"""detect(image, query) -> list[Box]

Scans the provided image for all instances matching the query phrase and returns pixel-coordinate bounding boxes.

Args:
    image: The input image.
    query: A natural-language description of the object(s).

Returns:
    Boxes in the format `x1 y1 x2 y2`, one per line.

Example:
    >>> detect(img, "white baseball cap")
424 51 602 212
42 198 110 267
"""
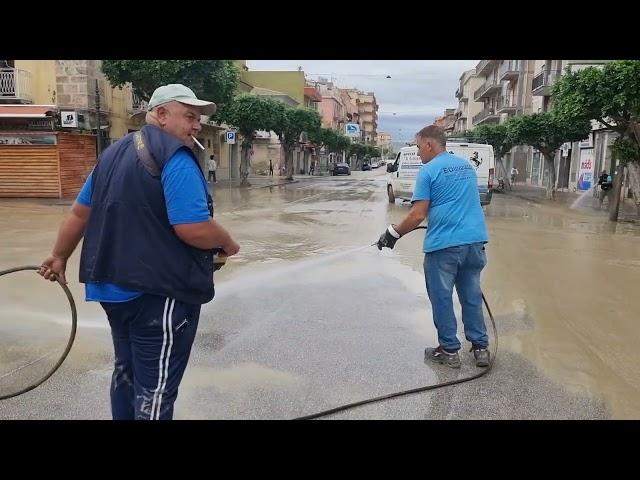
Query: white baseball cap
147 84 217 115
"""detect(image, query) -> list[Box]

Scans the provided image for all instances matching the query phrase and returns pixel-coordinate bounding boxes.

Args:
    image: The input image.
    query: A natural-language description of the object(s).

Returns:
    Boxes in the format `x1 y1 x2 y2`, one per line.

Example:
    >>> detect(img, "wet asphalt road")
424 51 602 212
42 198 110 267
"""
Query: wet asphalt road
2 168 637 419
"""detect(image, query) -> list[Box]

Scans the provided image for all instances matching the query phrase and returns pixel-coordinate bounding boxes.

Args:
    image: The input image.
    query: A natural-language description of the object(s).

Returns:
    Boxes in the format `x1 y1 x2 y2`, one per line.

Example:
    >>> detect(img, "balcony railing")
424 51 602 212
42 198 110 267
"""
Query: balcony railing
496 95 517 113
472 107 500 125
456 86 468 101
498 60 521 81
476 60 498 76
473 79 501 101
532 69 561 96
0 68 33 103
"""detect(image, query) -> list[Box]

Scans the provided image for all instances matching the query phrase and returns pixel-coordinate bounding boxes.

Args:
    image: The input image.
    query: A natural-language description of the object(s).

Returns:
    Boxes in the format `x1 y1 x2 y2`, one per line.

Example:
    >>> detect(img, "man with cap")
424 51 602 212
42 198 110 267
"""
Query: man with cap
39 84 240 420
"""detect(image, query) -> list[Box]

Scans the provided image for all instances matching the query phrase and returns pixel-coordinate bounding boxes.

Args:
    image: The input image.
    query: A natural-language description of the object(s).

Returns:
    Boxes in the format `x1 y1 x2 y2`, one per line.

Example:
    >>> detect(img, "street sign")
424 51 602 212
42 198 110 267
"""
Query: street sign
60 111 78 128
345 123 360 137
225 131 236 144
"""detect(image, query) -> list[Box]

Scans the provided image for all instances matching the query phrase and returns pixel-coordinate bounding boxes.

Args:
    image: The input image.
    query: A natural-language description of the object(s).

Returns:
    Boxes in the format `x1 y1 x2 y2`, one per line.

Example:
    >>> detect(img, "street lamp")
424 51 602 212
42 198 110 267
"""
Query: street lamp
95 79 102 156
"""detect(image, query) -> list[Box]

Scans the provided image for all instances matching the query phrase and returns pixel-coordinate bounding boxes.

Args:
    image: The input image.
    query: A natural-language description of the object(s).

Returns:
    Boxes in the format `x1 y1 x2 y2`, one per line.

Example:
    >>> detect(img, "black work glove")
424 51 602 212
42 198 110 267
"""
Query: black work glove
377 225 401 250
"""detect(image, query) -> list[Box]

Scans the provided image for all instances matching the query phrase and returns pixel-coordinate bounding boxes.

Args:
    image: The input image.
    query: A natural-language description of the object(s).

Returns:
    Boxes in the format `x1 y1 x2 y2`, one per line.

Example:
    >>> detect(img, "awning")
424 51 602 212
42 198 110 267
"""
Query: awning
0 105 57 118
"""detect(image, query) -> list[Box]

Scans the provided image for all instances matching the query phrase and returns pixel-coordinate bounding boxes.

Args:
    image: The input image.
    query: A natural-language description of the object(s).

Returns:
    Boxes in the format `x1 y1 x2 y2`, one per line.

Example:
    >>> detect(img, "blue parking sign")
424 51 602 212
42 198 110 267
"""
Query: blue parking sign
226 131 236 144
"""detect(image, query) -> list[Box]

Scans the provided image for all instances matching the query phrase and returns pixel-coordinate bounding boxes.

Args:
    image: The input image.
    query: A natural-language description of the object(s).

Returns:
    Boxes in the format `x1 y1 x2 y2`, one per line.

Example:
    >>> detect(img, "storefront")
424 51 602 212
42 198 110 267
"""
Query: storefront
0 105 95 198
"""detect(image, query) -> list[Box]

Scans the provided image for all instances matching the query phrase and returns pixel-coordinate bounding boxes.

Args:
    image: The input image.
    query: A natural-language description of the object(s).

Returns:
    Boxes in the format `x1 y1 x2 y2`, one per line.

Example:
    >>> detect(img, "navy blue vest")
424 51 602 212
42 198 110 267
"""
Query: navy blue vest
79 124 215 305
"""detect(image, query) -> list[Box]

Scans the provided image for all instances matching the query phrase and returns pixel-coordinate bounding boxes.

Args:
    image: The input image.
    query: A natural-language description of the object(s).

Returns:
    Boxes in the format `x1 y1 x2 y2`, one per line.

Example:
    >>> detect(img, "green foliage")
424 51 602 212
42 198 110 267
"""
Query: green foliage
101 60 239 107
553 60 640 132
214 94 279 143
507 112 591 158
467 123 514 159
281 108 322 149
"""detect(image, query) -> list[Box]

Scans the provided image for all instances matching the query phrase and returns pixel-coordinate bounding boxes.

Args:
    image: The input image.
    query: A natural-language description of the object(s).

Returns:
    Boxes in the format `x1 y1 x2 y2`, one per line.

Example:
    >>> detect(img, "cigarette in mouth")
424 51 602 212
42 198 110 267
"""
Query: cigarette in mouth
191 135 205 150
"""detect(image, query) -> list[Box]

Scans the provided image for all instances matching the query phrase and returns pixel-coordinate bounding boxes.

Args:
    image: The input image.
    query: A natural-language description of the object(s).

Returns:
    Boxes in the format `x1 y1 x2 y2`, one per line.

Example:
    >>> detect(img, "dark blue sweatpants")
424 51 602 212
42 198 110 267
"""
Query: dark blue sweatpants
101 294 201 420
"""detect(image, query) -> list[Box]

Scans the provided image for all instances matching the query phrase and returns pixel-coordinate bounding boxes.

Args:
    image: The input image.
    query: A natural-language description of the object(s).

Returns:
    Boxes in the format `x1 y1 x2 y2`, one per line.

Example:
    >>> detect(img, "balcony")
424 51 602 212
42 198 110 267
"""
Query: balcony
475 60 498 76
472 107 500 125
473 79 501 101
499 60 521 81
0 68 33 104
532 69 561 96
128 90 148 115
455 110 467 120
496 95 517 114
456 86 468 101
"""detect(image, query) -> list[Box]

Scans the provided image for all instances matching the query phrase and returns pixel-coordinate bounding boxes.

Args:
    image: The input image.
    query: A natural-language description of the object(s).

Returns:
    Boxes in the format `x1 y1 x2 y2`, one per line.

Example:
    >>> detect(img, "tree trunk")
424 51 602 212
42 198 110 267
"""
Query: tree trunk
543 153 556 200
285 147 294 181
609 163 626 221
495 156 511 190
239 142 251 187
627 160 640 213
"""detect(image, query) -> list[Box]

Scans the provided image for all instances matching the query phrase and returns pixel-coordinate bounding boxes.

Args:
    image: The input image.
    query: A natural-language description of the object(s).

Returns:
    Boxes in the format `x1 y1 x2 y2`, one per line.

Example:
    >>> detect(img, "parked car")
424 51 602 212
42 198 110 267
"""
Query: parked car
362 161 371 171
331 162 351 176
370 160 379 169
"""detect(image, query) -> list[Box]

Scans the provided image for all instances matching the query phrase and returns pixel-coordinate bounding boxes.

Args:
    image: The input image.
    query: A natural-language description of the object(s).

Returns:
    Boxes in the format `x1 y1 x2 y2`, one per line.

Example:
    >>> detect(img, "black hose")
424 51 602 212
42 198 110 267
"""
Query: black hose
0 266 77 401
293 226 497 420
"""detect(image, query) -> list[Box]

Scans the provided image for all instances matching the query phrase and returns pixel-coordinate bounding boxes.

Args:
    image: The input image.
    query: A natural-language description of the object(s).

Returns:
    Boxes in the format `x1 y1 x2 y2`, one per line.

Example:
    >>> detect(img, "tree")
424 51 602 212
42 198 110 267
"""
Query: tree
468 124 514 161
347 143 367 169
366 145 381 158
553 60 640 218
508 113 592 199
214 94 282 186
308 127 338 171
334 134 351 160
280 108 322 180
468 123 515 186
313 129 351 163
101 60 240 108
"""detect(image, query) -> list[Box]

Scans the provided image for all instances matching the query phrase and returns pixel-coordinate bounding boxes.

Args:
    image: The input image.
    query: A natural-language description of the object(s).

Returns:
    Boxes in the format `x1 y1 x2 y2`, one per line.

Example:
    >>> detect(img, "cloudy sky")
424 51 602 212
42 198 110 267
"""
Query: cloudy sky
247 60 478 144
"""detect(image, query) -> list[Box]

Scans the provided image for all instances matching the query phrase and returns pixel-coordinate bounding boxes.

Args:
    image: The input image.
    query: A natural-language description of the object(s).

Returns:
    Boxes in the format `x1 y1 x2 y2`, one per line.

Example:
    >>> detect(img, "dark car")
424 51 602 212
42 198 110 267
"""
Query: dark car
331 162 351 176
362 162 371 171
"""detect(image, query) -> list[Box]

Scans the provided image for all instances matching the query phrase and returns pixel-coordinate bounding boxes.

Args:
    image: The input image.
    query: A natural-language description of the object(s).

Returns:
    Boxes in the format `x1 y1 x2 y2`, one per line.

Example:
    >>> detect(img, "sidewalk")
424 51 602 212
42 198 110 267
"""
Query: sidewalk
501 183 639 219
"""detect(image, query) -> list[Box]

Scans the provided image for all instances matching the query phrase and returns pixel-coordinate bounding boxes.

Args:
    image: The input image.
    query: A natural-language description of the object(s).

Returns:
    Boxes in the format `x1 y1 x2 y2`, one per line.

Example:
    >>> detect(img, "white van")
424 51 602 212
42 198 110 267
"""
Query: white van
386 142 495 206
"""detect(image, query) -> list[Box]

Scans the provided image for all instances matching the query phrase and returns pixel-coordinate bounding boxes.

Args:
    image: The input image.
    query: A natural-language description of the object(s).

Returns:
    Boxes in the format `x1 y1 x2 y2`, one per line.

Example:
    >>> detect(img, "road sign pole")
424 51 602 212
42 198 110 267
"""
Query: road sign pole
225 131 236 182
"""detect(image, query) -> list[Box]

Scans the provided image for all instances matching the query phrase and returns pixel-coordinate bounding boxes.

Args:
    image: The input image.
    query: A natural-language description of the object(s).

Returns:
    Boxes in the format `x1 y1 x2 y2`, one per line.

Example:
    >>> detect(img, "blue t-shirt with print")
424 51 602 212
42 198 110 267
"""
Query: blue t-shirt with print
411 151 489 253
76 149 210 302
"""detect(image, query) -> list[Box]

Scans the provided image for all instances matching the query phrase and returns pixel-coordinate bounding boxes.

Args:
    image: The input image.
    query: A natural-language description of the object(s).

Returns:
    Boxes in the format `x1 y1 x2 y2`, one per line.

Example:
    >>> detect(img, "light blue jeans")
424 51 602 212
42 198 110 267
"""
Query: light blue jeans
423 243 488 352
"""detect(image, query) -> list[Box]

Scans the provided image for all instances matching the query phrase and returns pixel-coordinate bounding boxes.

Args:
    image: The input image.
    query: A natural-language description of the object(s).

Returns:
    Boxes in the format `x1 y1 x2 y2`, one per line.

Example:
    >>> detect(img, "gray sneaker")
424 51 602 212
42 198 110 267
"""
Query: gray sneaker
471 346 490 367
424 346 461 369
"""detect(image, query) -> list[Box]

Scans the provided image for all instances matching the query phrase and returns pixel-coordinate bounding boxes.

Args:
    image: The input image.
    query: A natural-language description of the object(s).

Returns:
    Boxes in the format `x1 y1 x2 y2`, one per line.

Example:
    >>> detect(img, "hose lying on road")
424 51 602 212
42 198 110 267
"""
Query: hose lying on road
293 226 498 420
0 266 77 401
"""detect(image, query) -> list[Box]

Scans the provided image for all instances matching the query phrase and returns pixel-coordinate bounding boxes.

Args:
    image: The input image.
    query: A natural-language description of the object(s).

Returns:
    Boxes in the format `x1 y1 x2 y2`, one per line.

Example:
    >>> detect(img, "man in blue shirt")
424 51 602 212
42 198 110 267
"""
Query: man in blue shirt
39 84 240 419
377 125 490 368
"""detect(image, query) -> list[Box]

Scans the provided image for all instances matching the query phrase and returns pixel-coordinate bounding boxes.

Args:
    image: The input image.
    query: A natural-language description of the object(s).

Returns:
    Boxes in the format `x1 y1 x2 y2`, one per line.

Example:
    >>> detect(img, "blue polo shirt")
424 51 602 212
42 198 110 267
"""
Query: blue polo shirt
411 151 489 253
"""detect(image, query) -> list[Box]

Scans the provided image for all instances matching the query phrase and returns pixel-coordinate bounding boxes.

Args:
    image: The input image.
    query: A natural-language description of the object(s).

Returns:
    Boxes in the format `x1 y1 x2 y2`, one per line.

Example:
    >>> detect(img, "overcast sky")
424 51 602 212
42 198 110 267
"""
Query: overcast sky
247 60 478 144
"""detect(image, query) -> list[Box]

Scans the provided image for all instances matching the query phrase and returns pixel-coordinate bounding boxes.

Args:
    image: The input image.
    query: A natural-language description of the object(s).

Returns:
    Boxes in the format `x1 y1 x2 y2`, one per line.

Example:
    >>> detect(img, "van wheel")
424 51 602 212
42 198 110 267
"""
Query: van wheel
387 185 395 203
